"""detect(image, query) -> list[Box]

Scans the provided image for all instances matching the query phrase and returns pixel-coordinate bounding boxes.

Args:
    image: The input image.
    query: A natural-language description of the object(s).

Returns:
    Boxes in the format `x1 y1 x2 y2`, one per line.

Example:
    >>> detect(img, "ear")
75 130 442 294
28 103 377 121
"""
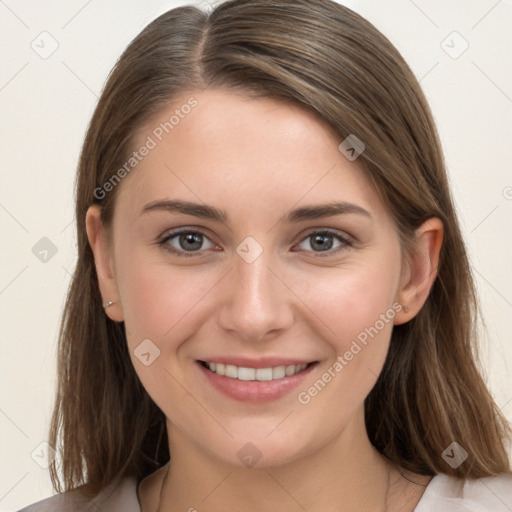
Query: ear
394 217 444 325
85 205 124 322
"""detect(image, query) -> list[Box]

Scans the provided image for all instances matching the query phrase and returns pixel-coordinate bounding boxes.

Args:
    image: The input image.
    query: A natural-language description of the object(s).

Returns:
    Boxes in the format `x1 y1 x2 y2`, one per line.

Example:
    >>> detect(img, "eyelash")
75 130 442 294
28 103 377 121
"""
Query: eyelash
157 228 354 258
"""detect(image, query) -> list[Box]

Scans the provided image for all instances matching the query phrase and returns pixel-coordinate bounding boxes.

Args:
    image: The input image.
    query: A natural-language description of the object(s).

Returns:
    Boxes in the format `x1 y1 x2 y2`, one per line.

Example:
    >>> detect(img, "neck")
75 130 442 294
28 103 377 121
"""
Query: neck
155 409 398 512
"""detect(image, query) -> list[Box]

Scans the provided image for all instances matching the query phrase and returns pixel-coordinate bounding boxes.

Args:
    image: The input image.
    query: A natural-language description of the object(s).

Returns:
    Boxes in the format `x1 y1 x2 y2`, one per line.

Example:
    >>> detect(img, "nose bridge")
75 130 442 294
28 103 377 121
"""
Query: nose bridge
217 237 292 341
236 250 274 308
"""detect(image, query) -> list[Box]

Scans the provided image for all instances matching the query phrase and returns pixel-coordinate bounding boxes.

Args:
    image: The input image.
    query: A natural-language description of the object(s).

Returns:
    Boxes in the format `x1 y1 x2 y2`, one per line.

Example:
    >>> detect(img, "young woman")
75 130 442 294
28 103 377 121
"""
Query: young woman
19 0 512 511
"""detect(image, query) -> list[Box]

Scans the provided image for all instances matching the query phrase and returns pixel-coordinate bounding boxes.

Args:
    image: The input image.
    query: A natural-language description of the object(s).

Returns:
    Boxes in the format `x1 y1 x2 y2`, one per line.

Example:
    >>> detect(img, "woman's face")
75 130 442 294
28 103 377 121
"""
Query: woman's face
100 88 409 467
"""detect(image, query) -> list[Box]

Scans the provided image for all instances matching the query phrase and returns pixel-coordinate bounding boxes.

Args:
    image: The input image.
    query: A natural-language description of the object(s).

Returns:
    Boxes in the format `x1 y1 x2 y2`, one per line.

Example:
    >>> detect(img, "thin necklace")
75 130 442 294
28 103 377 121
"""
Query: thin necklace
397 467 431 486
384 463 392 512
156 463 170 512
155 462 396 512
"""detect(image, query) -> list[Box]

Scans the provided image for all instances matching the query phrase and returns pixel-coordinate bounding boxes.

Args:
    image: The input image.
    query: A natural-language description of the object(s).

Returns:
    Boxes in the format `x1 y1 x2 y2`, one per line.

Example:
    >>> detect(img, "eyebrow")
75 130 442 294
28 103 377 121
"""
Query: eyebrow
141 199 372 223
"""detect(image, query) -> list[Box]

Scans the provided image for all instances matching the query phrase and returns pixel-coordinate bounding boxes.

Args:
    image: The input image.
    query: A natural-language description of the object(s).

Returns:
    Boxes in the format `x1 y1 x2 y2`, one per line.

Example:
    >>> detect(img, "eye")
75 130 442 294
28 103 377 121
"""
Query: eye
158 228 353 258
296 230 353 256
159 229 216 257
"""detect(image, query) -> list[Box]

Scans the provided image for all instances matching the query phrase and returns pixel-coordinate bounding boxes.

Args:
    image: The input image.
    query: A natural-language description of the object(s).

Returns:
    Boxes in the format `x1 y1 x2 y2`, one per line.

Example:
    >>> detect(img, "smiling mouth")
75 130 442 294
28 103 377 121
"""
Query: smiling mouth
199 360 317 381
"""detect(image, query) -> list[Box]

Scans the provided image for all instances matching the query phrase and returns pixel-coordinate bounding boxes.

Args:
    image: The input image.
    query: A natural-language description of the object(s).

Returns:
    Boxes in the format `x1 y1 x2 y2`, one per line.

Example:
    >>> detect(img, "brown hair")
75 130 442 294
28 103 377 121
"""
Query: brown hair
49 0 511 496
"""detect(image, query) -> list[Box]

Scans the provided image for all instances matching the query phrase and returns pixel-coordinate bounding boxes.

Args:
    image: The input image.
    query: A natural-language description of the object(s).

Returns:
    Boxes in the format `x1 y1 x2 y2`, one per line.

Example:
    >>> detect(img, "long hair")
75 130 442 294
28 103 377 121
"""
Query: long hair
49 0 511 496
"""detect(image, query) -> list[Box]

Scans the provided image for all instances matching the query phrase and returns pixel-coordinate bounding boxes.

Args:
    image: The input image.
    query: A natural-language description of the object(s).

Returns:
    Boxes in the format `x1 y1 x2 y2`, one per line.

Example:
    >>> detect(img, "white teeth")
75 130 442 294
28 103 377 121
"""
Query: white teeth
272 365 286 379
225 365 238 378
256 368 273 381
238 367 256 381
285 365 295 376
205 362 309 381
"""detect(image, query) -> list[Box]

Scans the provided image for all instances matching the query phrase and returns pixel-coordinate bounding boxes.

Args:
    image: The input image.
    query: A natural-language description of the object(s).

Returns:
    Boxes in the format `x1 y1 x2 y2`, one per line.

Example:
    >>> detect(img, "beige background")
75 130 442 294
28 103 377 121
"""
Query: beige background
1 0 511 510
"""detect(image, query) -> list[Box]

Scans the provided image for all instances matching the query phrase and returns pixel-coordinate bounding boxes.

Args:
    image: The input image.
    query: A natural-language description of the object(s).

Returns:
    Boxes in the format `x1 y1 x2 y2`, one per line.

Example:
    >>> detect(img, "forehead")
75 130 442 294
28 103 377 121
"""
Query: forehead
114 88 387 224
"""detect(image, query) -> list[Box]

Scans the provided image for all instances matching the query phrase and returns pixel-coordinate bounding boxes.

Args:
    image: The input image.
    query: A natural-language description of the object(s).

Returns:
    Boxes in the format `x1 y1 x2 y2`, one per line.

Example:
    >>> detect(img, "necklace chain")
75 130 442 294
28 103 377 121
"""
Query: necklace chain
156 463 170 512
397 468 430 486
384 463 391 512
154 461 430 512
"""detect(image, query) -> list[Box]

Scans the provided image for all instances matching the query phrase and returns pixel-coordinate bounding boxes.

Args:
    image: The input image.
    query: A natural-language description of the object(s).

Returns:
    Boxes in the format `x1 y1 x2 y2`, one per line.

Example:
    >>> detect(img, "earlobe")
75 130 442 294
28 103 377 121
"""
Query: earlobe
85 205 124 322
394 217 444 325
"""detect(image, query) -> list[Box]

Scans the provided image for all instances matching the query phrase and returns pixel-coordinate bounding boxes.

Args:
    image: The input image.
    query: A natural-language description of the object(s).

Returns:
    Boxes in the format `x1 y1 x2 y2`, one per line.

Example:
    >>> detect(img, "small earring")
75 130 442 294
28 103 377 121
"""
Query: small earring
403 305 409 313
103 301 116 308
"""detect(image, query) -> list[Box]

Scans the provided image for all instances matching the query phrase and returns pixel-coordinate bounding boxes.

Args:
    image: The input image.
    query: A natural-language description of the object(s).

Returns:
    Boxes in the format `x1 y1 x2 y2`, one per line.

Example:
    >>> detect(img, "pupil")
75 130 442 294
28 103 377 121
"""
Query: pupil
312 234 332 251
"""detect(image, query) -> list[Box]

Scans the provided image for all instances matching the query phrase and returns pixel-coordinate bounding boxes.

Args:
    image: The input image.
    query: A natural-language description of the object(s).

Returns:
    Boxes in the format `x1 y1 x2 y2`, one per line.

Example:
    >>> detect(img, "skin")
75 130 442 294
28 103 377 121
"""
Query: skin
86 88 443 511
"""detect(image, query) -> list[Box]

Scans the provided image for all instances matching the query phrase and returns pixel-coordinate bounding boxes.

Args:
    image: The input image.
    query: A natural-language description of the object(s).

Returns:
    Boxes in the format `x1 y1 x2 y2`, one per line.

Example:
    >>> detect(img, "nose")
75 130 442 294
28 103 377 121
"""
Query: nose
216 246 294 343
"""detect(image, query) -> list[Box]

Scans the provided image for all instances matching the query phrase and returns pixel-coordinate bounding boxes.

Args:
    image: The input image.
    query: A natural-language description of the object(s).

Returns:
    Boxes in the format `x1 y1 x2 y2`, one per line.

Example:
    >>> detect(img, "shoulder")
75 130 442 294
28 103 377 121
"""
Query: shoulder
16 476 140 512
415 472 512 511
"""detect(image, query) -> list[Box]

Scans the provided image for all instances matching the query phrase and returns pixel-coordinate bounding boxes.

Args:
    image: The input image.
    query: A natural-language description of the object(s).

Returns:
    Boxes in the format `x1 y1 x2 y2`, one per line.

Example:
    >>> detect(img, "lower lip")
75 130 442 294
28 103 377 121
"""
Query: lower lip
197 361 318 403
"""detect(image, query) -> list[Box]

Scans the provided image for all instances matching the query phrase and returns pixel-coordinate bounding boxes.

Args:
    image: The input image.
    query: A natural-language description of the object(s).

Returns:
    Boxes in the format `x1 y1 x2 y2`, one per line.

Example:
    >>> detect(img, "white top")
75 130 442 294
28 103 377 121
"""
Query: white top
17 472 512 511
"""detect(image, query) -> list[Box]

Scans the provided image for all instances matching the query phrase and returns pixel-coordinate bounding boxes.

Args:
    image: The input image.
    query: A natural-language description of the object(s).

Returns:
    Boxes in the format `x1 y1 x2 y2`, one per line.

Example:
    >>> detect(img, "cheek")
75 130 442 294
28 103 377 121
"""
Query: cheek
115 249 219 415
114 244 230 409
118 255 219 347
297 260 400 346
291 255 401 414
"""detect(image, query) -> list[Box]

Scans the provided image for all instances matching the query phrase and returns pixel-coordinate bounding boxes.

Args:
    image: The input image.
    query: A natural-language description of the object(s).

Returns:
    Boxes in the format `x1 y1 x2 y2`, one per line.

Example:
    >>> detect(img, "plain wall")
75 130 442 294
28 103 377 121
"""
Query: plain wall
1 0 511 510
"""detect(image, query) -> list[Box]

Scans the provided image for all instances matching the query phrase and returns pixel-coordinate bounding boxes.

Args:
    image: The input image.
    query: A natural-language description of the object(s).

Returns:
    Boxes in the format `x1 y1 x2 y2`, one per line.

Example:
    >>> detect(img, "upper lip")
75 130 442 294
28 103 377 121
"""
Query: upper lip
198 357 317 369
